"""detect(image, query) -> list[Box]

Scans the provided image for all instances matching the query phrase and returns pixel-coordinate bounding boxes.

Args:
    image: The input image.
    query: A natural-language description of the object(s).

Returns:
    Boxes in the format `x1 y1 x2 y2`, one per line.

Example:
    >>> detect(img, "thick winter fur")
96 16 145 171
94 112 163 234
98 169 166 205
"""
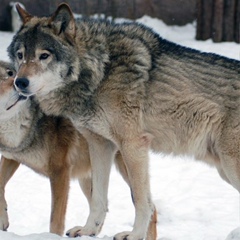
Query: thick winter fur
0 60 92 235
8 3 240 240
0 61 157 238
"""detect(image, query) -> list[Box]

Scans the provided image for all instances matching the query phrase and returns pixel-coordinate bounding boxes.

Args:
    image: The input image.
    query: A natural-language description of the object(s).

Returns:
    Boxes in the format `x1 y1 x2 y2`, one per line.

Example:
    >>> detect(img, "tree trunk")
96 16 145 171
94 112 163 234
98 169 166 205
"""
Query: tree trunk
235 0 240 42
212 0 224 42
222 0 236 41
196 0 240 43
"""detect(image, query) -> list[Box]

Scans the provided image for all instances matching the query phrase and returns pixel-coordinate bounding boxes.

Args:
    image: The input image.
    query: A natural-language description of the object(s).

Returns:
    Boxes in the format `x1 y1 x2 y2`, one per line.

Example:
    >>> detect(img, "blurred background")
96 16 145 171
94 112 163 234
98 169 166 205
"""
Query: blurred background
0 0 239 43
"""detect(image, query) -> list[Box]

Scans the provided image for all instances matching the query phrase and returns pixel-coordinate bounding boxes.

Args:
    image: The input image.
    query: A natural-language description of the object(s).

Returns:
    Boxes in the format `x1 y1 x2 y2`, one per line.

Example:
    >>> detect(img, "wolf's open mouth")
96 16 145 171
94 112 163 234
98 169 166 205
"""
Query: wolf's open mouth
6 95 28 111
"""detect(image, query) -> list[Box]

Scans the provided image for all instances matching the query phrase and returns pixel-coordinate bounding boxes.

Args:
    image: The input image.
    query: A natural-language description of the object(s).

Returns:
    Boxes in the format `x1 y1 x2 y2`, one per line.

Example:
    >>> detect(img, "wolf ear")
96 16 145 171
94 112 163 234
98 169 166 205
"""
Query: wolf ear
49 3 76 38
16 3 33 24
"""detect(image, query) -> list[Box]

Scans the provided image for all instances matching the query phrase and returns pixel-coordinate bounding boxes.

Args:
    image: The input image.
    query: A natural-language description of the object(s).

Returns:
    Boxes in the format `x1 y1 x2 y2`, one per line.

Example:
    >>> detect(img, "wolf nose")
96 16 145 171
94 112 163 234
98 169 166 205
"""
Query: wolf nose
15 78 29 90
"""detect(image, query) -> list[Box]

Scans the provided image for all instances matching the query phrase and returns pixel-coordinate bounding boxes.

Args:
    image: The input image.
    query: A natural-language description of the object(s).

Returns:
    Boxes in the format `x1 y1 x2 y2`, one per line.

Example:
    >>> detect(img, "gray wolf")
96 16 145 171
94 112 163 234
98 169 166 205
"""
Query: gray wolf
0 61 157 238
0 60 91 235
9 3 240 239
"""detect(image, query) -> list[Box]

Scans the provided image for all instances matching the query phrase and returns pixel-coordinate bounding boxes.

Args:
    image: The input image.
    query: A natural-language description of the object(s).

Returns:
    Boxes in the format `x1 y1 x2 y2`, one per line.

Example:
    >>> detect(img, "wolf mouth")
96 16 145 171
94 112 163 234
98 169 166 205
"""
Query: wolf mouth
6 94 27 111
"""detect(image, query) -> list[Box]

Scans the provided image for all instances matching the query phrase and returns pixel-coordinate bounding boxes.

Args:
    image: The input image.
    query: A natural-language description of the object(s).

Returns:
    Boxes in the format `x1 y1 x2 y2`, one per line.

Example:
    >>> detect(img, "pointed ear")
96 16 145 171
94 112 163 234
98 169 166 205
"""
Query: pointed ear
16 3 33 24
49 3 76 38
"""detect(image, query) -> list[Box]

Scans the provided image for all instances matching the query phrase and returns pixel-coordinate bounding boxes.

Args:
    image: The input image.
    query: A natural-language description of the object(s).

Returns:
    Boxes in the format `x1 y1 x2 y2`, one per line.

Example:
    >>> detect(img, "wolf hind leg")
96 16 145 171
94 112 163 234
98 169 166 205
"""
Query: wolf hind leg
114 151 157 240
217 128 240 192
216 165 231 185
114 134 154 240
218 153 240 192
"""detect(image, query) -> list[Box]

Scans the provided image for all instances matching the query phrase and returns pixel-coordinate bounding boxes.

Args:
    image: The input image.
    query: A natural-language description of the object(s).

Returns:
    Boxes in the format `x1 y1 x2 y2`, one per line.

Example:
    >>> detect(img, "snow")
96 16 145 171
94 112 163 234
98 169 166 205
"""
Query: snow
0 15 240 240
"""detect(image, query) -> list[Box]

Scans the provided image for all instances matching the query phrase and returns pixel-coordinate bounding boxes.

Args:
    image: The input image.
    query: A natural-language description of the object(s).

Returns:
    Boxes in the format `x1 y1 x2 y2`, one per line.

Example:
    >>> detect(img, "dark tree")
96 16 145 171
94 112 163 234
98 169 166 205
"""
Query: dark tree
196 0 240 43
1 0 196 31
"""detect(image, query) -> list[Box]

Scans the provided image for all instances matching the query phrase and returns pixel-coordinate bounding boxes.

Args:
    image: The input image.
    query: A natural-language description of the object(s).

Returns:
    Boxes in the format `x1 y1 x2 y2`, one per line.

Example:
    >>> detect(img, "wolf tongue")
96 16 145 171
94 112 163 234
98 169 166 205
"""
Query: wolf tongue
6 95 27 111
19 95 27 101
6 98 19 110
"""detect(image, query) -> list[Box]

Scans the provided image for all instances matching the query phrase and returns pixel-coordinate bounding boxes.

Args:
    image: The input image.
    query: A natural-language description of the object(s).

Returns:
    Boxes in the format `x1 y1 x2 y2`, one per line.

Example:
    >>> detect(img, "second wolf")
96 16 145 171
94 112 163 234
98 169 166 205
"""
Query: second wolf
10 3 240 240
0 61 156 238
0 60 93 235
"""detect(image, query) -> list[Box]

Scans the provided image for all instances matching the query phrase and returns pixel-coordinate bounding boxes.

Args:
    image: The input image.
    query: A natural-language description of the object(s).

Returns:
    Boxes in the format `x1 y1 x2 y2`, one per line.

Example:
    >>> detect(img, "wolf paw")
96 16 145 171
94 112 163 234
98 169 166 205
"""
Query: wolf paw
114 231 145 240
66 226 98 237
0 206 9 231
0 210 9 231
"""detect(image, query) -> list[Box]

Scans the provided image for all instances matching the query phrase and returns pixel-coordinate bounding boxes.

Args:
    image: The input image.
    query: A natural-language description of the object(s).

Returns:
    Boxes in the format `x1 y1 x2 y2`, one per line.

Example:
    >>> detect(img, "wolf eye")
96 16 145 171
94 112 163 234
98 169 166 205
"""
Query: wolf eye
39 53 49 60
7 70 14 77
17 52 23 60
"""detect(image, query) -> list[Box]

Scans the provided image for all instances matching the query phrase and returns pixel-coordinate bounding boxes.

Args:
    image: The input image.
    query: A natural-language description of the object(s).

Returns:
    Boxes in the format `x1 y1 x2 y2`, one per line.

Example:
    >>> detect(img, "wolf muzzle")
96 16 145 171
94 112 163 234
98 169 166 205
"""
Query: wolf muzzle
15 77 29 91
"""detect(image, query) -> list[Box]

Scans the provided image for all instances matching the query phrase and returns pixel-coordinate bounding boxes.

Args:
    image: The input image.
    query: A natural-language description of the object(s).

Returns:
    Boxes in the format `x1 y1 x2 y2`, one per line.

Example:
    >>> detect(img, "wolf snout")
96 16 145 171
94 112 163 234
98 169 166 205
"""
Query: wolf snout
15 77 29 90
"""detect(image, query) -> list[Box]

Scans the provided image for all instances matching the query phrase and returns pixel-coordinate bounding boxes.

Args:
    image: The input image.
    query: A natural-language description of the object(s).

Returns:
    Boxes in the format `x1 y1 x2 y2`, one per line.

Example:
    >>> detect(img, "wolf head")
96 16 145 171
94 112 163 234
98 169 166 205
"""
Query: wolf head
8 3 81 98
0 61 27 119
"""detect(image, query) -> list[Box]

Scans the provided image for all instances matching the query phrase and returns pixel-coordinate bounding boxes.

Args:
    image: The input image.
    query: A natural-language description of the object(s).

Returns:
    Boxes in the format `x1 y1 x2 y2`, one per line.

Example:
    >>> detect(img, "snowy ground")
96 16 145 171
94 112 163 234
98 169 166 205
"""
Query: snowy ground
0 15 240 240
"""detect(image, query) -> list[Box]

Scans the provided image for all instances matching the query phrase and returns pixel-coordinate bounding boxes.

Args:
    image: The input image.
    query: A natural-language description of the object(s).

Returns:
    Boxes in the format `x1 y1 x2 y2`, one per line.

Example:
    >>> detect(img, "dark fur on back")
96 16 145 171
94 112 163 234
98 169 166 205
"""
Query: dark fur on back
9 18 240 118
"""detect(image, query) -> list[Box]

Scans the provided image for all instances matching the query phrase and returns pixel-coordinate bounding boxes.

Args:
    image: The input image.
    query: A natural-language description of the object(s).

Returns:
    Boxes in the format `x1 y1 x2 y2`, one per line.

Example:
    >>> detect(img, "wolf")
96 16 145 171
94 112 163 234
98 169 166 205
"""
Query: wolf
0 60 92 235
0 60 157 238
9 3 240 240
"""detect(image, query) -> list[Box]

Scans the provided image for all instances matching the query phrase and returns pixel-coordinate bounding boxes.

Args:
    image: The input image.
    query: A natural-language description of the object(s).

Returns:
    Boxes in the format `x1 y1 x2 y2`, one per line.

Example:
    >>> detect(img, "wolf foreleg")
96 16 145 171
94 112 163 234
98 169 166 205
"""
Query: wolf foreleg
66 131 115 237
0 157 20 231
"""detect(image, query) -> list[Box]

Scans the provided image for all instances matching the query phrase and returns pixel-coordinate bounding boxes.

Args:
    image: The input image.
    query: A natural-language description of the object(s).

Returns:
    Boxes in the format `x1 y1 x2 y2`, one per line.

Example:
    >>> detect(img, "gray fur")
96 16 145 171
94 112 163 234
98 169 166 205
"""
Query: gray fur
0 61 92 235
8 3 240 240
